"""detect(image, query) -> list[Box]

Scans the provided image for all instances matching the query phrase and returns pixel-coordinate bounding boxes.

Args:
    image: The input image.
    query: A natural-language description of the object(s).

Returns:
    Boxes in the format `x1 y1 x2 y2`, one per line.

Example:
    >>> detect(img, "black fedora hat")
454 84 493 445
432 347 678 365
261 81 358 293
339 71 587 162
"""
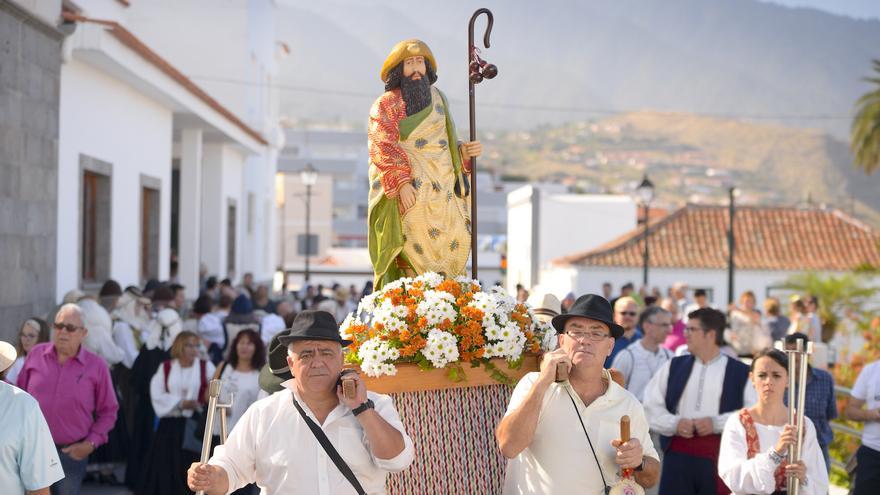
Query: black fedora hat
258 328 295 394
551 294 625 339
277 310 352 347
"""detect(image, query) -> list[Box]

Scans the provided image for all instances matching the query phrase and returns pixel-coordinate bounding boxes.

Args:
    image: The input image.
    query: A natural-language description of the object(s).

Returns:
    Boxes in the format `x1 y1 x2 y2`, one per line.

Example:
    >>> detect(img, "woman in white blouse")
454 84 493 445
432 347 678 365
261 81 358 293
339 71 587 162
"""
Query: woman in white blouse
211 328 265 435
4 318 49 385
139 331 216 494
718 348 828 495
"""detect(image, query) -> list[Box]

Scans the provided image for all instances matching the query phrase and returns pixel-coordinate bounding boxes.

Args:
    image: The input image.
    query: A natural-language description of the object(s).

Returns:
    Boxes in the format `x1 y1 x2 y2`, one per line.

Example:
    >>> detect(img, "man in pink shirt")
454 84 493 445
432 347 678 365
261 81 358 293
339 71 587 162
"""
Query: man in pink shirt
18 303 118 495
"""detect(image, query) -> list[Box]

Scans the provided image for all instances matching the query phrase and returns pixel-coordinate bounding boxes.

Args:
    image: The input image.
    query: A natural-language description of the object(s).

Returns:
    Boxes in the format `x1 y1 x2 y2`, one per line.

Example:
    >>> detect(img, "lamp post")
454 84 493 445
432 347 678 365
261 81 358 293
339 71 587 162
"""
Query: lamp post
727 186 736 307
300 163 318 283
636 174 655 287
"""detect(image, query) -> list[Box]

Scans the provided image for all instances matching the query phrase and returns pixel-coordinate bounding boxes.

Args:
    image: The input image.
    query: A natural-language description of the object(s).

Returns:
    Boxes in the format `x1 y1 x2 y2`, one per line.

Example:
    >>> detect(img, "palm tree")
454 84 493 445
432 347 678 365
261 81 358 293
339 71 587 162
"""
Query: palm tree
851 59 880 175
782 271 878 341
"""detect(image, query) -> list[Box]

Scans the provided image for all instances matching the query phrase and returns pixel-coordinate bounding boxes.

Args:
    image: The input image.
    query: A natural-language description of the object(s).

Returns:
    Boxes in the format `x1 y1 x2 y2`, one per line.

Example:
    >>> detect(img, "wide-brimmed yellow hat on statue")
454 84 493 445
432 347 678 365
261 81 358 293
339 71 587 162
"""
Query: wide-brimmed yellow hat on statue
380 39 437 82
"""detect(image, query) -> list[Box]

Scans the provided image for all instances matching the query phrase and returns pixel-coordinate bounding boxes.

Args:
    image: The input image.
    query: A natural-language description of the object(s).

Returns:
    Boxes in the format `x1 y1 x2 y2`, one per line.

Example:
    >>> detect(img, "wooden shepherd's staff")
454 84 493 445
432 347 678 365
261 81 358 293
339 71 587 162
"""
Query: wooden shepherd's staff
467 8 497 281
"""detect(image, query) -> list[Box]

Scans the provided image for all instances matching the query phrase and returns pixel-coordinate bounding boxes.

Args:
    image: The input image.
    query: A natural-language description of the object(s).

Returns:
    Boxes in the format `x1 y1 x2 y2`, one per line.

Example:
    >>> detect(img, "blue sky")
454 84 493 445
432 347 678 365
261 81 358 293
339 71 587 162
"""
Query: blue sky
766 0 880 19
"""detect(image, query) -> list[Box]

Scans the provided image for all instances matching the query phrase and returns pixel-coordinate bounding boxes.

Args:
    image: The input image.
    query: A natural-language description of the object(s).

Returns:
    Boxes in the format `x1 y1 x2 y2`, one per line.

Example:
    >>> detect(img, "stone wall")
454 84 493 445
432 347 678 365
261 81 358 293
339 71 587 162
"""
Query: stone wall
0 2 62 343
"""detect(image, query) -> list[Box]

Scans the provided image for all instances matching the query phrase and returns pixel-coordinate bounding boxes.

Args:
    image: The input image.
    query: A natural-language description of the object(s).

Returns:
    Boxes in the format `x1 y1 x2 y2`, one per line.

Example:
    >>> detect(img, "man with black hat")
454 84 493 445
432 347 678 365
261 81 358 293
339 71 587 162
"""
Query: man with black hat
187 310 414 494
497 294 660 494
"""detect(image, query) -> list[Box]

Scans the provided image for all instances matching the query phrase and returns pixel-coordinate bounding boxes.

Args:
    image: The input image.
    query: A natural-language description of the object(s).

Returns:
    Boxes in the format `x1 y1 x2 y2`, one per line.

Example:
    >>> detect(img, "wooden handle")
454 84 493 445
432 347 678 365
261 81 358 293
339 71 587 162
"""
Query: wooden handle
555 362 569 382
342 378 357 400
620 415 631 442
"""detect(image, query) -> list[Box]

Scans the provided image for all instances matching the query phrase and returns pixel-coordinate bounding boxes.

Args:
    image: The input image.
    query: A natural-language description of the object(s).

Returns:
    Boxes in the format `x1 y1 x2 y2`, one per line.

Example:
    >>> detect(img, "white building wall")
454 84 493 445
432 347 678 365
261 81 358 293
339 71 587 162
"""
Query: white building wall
57 58 173 299
538 194 636 266
200 143 245 280
507 185 636 294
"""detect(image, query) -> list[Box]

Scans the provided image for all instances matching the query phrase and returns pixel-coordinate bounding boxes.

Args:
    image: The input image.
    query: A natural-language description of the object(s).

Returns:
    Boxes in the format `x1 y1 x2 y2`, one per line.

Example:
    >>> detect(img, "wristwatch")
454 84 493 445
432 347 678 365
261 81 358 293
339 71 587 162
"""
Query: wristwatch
635 457 646 472
352 399 375 416
768 448 784 465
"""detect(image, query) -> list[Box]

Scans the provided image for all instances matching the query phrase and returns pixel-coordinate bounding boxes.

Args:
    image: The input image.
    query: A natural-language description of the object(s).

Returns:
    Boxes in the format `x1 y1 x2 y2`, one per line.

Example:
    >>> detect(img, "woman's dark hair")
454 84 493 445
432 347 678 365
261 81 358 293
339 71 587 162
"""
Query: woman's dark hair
228 329 266 370
750 348 788 372
384 59 438 91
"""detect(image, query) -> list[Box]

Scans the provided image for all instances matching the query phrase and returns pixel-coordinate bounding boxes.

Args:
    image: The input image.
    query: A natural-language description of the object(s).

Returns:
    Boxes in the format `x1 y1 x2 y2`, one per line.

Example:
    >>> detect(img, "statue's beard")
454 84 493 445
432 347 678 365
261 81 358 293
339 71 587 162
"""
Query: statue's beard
400 74 432 116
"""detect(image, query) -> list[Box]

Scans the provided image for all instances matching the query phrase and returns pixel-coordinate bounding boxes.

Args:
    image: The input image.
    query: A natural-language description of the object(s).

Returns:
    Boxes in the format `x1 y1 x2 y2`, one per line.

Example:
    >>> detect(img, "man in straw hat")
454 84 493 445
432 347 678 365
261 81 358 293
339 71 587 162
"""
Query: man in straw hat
368 39 482 289
497 294 660 494
188 310 414 494
0 341 65 493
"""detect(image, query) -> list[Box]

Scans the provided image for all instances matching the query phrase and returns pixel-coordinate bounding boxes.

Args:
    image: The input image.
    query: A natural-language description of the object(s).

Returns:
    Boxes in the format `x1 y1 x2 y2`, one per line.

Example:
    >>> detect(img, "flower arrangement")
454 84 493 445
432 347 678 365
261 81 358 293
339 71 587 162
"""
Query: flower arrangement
340 273 544 384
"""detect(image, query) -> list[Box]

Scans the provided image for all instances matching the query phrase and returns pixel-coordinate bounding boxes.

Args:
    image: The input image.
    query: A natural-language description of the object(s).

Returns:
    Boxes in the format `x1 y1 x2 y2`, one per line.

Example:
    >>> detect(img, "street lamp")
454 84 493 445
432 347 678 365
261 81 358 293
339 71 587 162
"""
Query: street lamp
727 186 737 307
300 163 318 283
636 174 655 287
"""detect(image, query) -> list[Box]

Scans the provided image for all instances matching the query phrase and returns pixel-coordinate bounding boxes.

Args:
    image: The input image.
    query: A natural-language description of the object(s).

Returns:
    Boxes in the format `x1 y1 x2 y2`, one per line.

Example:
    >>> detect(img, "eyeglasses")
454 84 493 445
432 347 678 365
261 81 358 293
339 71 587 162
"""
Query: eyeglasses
646 320 673 328
618 311 638 317
54 322 83 333
566 331 612 342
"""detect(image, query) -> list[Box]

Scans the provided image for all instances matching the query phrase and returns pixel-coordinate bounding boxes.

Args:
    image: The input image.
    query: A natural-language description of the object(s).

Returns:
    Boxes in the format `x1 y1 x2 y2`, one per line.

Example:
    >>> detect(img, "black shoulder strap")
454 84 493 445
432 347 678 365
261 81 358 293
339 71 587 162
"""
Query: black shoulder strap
290 394 366 495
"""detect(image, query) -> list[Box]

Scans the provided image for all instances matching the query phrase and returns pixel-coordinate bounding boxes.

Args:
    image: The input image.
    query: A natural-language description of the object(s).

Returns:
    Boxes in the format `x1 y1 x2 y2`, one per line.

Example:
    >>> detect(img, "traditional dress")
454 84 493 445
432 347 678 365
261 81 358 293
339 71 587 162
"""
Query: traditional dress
207 380 414 494
718 409 827 495
502 370 660 495
644 353 756 495
368 85 471 288
138 358 214 495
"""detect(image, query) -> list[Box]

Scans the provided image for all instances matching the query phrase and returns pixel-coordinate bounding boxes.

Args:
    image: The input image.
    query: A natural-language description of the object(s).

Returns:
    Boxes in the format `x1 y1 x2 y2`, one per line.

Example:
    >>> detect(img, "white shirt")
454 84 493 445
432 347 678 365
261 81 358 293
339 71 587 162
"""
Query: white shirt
718 413 828 495
260 313 286 346
209 381 414 494
611 340 673 401
851 360 880 451
0 382 65 492
3 356 25 385
80 299 126 366
199 312 226 347
212 366 261 436
644 353 757 435
150 358 216 418
112 320 140 369
502 371 660 495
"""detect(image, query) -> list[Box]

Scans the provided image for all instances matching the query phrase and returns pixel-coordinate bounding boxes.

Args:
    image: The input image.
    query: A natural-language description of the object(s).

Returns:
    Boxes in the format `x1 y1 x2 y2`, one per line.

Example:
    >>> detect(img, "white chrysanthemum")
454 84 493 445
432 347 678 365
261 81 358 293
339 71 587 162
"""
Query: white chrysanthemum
357 292 378 314
420 329 459 368
417 272 444 289
339 314 363 340
416 290 456 327
357 338 400 377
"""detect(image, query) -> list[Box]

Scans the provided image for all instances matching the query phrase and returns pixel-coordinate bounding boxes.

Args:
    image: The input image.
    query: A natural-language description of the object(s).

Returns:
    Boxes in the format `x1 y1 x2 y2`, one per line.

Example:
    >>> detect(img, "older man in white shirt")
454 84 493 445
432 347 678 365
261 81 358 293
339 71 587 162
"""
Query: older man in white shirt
188 310 414 495
497 294 660 495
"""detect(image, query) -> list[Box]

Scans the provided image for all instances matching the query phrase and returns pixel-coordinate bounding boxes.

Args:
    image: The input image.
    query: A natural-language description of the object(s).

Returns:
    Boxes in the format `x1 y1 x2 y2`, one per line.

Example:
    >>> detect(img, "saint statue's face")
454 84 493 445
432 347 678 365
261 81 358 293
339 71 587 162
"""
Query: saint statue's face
403 56 427 80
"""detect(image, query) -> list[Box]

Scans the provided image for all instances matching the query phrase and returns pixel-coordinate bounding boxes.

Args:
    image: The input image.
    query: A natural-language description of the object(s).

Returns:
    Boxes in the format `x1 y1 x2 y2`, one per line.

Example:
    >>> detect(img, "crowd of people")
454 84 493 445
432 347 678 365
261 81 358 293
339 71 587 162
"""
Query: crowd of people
0 274 372 494
0 277 878 495
513 282 878 495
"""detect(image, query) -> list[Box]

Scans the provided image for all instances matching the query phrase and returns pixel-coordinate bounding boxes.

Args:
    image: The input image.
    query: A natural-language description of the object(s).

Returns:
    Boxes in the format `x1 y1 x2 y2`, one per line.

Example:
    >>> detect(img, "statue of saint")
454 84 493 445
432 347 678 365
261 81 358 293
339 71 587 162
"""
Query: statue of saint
368 39 482 289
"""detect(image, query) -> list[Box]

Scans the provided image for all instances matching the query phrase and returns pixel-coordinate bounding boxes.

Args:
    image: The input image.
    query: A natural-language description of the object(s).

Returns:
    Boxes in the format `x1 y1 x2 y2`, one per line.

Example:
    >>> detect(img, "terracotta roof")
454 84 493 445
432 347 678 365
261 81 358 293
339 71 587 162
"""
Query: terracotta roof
554 204 880 271
62 12 267 146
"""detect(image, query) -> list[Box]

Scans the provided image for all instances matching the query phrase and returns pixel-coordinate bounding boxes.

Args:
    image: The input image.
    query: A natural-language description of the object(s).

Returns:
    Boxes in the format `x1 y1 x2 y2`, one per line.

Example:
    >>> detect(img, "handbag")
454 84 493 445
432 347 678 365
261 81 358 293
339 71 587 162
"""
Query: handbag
291 394 366 495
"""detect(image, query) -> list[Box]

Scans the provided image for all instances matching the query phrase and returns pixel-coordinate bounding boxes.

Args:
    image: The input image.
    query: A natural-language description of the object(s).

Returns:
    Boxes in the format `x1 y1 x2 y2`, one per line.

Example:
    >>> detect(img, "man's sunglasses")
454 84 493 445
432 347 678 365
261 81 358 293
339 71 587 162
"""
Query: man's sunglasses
54 322 83 333
618 311 638 317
